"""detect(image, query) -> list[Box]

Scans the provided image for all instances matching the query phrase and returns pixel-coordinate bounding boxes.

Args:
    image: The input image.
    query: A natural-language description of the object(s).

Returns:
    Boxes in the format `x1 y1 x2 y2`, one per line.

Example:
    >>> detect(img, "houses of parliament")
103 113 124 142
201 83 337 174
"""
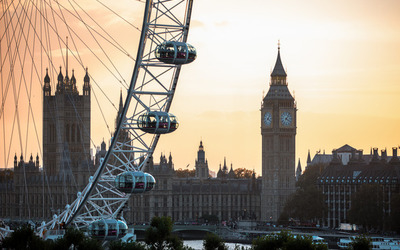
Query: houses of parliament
0 48 297 225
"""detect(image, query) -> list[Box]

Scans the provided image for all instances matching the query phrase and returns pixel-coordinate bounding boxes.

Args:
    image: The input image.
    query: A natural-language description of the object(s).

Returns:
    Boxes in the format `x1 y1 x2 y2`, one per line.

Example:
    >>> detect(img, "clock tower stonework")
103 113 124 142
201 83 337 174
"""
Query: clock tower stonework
261 46 296 222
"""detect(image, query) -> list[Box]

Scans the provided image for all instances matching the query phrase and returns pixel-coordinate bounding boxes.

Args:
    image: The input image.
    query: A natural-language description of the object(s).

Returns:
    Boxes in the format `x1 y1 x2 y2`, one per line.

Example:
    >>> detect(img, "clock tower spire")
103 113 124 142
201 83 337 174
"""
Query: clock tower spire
260 44 296 222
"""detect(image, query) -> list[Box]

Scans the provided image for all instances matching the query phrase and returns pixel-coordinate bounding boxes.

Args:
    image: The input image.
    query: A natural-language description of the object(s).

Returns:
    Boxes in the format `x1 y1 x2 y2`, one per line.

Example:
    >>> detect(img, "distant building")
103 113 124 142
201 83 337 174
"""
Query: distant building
125 141 261 223
1 46 300 225
43 67 91 177
311 146 400 228
0 69 261 224
0 67 95 221
307 144 374 167
260 45 296 222
195 141 209 179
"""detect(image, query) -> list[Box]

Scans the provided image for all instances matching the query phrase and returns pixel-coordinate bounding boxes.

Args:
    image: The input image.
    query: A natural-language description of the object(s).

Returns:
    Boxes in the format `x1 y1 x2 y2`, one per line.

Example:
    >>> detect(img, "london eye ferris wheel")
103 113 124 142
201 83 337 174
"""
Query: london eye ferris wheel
0 0 196 240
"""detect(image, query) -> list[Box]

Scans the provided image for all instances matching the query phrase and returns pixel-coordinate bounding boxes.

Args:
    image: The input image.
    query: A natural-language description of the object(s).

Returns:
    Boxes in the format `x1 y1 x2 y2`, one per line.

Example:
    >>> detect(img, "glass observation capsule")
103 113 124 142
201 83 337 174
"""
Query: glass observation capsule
114 171 156 193
155 41 196 65
137 111 179 134
88 219 128 240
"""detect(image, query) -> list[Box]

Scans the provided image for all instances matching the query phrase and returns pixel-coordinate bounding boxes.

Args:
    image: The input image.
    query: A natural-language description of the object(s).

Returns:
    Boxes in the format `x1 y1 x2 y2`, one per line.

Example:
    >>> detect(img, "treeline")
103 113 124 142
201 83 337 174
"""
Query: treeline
0 216 348 250
279 163 400 233
175 168 255 179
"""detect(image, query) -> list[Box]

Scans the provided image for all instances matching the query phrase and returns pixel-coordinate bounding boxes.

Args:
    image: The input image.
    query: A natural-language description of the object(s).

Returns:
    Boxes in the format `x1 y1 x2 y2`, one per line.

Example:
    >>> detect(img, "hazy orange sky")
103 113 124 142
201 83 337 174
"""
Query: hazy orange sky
2 0 400 177
156 0 400 175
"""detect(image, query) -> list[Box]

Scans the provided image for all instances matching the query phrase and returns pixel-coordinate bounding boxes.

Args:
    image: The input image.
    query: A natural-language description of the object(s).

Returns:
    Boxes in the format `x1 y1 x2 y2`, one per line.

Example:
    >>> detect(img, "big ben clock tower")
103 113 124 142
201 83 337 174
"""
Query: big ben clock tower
261 45 296 222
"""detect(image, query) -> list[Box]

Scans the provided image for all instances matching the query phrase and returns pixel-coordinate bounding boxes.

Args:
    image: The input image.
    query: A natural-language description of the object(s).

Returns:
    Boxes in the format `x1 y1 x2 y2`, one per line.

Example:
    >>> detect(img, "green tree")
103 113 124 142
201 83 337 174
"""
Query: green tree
252 233 283 250
109 240 147 250
0 169 13 181
251 231 328 250
145 216 187 250
279 163 327 224
348 184 384 231
53 227 102 250
200 214 219 224
285 235 314 250
233 168 255 179
175 168 196 178
389 192 400 233
0 225 48 249
349 235 372 250
203 233 227 250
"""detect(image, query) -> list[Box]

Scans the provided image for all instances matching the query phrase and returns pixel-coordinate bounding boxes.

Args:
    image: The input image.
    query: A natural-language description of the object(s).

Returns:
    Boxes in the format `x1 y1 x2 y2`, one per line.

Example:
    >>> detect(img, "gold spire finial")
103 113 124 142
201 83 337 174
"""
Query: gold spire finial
66 36 69 77
278 40 280 50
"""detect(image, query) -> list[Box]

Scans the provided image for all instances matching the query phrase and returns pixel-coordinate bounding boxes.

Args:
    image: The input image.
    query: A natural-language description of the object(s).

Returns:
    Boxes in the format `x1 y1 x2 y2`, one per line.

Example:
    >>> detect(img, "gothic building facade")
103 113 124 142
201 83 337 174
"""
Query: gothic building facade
0 67 95 221
310 145 400 228
260 47 296 221
195 141 209 179
125 142 261 224
1 46 298 225
43 67 91 178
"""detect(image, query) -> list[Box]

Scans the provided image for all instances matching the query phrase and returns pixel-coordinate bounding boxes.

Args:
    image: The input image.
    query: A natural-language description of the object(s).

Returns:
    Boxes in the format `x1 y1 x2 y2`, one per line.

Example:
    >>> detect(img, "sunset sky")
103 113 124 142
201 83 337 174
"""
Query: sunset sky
158 0 400 174
2 0 400 176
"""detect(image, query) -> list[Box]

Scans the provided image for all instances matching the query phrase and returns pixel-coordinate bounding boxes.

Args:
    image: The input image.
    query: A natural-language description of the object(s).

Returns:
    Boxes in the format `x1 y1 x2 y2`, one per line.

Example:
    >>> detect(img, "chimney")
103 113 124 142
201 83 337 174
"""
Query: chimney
381 149 387 163
358 150 364 162
331 149 341 165
351 150 356 159
371 148 380 163
389 147 400 164
349 149 358 165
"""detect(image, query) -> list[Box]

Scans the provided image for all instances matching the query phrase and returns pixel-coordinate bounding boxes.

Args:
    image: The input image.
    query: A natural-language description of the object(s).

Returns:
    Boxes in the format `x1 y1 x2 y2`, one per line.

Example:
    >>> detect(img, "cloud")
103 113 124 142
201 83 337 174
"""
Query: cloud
215 21 229 27
190 20 205 28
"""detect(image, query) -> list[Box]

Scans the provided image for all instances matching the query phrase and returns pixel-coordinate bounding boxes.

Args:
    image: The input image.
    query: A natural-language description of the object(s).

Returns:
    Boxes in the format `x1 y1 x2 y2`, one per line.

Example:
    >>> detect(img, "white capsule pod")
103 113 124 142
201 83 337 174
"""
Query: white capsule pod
137 111 179 134
114 171 156 193
155 41 196 65
88 219 128 241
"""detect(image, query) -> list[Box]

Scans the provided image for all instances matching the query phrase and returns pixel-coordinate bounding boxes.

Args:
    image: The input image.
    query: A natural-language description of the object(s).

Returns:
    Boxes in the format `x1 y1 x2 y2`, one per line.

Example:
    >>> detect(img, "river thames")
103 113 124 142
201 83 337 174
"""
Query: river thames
184 240 251 249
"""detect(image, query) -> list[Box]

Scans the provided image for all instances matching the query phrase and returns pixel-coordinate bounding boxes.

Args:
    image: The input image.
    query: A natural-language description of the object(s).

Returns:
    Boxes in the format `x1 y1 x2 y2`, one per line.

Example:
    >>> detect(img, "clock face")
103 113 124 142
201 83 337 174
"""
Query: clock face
280 112 292 126
263 112 272 126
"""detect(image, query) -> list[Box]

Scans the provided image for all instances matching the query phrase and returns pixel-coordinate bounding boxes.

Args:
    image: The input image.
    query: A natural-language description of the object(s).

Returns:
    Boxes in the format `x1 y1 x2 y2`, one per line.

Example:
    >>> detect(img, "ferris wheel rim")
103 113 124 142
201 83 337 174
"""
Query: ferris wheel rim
37 0 195 233
62 0 154 227
0 0 195 236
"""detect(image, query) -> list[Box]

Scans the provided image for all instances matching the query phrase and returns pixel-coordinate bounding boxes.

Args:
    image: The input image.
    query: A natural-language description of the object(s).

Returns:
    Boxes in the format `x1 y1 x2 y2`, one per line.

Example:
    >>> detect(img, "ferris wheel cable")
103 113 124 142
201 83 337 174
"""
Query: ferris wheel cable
0 1 56 92
5 4 25 160
39 5 95 207
0 0 14 22
141 68 171 93
42 0 57 84
0 0 20 43
45 0 68 75
52 0 137 65
59 0 130 90
1 49 6 169
70 0 138 61
15 0 44 163
64 92 97 175
155 0 184 27
95 0 141 32
17 0 83 205
0 1 25 82
63 0 154 226
6 2 34 218
54 1 86 71
27 1 129 94
92 87 113 137
63 1 129 89
32 0 194 232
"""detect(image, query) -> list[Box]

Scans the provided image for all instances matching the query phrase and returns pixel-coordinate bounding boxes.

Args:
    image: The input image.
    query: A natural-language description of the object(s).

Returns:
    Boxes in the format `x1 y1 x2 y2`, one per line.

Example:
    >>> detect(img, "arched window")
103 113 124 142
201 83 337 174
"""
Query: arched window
71 124 75 142
48 124 52 142
77 125 81 142
66 124 70 142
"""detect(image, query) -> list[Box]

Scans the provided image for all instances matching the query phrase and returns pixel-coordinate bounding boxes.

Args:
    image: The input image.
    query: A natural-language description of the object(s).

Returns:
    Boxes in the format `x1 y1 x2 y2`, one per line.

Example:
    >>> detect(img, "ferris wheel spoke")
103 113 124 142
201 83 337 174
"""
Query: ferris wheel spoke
153 0 185 27
2 0 195 239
